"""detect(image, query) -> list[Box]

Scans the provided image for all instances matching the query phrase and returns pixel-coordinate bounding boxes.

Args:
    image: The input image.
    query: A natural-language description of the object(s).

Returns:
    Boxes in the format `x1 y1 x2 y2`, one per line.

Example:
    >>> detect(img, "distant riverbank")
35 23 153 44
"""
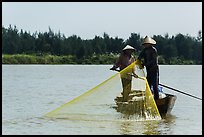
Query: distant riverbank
2 54 199 65
2 54 117 65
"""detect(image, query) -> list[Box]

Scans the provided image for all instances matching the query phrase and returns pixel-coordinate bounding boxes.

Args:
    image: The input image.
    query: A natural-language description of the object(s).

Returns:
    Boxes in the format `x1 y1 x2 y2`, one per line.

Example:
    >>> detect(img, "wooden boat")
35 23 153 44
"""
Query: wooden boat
155 93 177 117
114 90 176 117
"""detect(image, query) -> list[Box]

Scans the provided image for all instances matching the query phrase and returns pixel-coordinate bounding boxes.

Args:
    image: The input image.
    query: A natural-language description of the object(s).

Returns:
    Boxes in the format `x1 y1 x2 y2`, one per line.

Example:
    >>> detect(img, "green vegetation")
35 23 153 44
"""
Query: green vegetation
2 54 197 65
2 53 118 64
2 25 202 64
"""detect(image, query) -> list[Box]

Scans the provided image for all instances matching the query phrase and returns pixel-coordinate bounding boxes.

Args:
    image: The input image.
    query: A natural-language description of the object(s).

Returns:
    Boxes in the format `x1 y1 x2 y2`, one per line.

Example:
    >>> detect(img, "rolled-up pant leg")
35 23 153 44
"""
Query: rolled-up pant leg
121 78 132 102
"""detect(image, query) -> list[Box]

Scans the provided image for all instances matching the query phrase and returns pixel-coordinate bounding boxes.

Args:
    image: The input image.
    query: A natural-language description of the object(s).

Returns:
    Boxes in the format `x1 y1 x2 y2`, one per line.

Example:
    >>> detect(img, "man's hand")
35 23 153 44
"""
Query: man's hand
139 63 144 69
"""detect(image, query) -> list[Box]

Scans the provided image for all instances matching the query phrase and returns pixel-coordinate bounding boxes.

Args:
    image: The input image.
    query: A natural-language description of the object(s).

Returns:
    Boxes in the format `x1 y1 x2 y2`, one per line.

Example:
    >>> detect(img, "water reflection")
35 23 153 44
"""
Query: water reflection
117 119 160 135
160 114 177 134
119 120 133 135
142 120 160 135
117 113 177 135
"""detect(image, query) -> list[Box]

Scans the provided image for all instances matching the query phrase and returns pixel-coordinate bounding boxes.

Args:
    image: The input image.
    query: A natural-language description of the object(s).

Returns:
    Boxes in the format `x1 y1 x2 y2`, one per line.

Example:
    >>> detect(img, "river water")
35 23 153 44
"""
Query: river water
2 65 202 135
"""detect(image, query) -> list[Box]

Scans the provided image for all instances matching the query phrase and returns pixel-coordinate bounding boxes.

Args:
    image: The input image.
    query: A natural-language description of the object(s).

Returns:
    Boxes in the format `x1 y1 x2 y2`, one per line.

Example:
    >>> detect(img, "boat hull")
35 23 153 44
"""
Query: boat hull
155 93 177 116
114 91 176 117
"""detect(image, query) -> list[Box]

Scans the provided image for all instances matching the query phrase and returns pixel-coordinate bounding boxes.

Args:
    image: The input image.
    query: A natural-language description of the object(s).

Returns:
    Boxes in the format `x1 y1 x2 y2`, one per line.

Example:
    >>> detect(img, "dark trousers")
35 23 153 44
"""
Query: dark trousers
121 78 132 102
147 67 159 100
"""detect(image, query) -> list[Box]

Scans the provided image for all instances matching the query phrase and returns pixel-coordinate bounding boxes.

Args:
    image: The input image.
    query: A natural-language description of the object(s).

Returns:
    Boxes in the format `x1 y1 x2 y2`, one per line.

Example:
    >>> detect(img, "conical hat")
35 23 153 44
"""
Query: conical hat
122 45 135 51
142 36 156 45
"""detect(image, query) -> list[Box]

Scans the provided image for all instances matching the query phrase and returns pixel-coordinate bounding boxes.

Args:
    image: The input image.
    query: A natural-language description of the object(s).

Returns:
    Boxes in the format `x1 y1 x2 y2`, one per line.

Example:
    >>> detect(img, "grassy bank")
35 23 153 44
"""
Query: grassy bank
2 54 198 65
2 54 118 64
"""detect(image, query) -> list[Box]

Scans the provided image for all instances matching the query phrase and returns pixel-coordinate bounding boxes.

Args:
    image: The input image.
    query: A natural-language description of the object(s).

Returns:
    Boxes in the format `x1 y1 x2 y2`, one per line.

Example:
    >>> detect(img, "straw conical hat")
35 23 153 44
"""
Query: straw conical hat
142 36 156 45
123 45 136 51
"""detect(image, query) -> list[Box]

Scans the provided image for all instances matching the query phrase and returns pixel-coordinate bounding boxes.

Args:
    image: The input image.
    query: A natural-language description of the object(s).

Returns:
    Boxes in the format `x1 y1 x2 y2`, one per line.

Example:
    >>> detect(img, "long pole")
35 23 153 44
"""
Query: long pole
159 83 202 101
110 69 202 101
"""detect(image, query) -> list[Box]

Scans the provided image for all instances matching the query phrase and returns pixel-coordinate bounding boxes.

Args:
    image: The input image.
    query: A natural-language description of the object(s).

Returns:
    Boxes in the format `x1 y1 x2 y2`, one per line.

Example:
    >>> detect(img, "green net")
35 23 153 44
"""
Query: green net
44 60 161 121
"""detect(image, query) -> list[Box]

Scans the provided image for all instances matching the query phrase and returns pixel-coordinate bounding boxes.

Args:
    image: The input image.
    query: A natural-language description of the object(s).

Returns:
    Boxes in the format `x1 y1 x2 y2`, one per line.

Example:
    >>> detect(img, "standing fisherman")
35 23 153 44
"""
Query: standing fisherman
138 36 159 100
110 45 136 102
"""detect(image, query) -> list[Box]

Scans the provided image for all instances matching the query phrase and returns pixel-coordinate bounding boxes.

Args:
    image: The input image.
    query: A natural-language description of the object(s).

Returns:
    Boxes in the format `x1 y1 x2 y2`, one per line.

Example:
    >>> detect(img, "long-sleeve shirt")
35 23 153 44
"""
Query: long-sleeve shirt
114 52 135 71
138 46 158 71
113 52 135 80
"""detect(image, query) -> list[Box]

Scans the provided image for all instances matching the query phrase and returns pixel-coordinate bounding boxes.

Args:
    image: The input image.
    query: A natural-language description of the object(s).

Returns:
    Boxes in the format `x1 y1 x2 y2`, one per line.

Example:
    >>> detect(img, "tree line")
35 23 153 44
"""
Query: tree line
2 25 202 64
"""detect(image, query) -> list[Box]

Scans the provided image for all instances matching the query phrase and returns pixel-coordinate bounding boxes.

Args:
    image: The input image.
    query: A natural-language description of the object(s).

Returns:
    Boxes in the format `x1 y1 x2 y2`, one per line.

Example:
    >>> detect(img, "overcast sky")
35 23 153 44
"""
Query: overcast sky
2 2 202 40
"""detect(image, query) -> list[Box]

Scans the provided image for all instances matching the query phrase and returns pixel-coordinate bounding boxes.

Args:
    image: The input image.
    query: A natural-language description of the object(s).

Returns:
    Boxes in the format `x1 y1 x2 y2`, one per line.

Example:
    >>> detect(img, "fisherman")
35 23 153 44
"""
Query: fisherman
110 45 137 102
137 36 159 100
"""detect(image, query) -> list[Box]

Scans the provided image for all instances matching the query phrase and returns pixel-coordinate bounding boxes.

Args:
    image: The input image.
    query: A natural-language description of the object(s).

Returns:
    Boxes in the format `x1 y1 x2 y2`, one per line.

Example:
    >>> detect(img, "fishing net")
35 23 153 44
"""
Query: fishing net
44 60 161 121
